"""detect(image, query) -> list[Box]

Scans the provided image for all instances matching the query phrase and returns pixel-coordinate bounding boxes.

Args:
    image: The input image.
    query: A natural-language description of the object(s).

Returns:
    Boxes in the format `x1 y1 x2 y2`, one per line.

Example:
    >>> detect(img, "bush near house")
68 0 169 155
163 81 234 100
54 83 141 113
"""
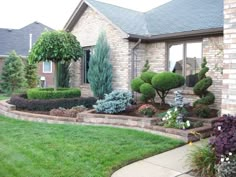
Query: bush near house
193 57 215 118
10 94 96 111
25 61 38 88
94 90 133 114
88 32 113 99
131 71 185 104
0 51 26 94
27 88 81 100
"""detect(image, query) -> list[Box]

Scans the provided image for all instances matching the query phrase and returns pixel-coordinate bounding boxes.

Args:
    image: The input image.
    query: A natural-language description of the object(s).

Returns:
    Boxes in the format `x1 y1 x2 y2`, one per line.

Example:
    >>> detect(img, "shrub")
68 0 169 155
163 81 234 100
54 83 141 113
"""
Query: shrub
151 72 185 104
217 154 236 177
25 61 38 88
140 71 156 84
141 60 150 73
193 104 211 118
10 94 96 111
88 32 112 99
138 104 157 117
94 90 133 114
0 51 26 94
131 77 145 93
27 88 81 99
187 144 217 177
193 58 215 118
210 115 236 158
140 83 156 102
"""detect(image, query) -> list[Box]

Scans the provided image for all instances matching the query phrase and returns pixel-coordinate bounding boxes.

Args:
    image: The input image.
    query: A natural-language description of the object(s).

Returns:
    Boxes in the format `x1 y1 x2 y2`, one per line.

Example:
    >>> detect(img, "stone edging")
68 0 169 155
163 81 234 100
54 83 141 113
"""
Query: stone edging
0 100 216 142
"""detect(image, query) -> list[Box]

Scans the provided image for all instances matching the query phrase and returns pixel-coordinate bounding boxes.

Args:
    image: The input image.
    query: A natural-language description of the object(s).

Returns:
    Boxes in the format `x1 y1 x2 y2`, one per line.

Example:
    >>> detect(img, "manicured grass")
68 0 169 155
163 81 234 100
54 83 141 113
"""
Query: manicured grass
0 116 184 177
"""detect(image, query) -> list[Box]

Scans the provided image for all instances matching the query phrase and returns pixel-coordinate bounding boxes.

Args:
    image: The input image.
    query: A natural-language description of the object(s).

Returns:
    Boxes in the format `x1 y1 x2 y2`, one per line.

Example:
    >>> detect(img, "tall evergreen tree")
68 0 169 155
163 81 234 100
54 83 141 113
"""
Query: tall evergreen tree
25 61 38 88
0 51 26 94
88 32 113 99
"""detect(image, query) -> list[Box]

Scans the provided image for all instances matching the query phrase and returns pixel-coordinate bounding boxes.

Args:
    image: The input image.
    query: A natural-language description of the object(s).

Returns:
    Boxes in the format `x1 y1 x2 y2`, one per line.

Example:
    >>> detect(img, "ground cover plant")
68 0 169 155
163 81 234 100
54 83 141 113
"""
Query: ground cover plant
0 116 184 177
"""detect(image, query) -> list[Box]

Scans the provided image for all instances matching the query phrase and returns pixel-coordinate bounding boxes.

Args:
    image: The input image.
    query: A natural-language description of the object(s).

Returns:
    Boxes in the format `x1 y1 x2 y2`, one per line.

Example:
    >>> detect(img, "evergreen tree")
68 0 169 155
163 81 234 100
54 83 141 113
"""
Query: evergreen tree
0 51 26 94
88 32 113 99
25 61 38 88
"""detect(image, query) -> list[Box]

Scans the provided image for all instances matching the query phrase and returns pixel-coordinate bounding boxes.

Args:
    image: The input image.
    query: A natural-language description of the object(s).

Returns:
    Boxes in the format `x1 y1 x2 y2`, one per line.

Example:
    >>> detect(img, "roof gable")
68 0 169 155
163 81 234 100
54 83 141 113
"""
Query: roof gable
64 0 223 39
0 22 53 56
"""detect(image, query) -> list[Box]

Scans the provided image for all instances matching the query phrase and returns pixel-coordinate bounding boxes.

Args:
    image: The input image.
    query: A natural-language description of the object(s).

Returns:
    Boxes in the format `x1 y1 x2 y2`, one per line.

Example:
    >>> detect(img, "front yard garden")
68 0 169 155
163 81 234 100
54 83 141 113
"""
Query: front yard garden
0 116 184 177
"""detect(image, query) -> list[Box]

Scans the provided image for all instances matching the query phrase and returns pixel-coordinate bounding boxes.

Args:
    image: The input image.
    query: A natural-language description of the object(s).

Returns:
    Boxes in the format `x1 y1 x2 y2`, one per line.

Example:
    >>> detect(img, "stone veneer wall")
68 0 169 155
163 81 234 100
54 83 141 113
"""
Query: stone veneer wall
222 0 236 114
70 6 130 97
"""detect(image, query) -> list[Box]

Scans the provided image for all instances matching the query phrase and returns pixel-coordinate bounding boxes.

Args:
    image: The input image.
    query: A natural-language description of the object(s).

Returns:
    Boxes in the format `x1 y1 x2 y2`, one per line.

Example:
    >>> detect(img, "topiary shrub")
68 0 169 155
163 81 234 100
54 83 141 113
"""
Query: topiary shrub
27 88 81 99
10 94 96 111
94 90 133 114
139 83 156 102
193 58 215 118
140 71 156 84
131 77 145 93
151 72 185 104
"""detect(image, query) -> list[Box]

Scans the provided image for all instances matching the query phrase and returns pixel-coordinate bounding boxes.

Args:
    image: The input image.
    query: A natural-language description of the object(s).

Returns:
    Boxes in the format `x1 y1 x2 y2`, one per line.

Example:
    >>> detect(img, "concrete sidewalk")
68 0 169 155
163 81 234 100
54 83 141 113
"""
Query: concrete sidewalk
112 140 207 177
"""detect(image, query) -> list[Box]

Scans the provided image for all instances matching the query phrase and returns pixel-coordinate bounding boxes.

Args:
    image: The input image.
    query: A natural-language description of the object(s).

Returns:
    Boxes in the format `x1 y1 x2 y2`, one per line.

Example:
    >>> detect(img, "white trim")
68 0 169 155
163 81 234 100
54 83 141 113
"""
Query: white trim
42 61 52 73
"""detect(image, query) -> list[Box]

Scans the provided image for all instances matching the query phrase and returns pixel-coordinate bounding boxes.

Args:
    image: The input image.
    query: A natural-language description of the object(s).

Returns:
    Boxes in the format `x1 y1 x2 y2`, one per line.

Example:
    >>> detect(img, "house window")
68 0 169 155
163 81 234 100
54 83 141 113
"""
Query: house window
82 49 91 84
43 61 52 73
168 41 202 87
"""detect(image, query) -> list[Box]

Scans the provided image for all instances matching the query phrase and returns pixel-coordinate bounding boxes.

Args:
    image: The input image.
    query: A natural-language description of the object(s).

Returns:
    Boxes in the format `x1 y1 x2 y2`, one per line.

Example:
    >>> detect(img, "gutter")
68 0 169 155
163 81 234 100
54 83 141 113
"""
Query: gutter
131 38 141 82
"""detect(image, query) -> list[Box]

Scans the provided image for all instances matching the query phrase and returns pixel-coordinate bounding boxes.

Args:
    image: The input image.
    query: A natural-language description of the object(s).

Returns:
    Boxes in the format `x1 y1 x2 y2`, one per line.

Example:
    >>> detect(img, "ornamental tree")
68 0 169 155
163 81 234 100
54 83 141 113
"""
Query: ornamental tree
0 51 26 94
28 30 83 89
25 61 38 88
88 32 113 99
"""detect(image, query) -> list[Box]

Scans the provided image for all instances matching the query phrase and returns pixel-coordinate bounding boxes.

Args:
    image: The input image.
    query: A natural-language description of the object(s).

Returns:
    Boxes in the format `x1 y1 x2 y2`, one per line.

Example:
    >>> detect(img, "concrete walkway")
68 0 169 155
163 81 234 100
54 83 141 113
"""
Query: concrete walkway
112 140 207 177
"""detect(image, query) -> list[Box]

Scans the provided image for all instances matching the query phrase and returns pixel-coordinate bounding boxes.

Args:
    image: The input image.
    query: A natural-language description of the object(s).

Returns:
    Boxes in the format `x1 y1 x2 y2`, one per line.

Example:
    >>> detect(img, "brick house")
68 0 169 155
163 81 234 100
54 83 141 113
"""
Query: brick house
64 0 226 112
0 22 55 88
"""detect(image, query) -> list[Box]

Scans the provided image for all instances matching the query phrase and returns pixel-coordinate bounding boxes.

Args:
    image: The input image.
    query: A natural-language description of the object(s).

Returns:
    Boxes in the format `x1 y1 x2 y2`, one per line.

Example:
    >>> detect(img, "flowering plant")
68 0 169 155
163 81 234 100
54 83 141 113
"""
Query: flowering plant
138 104 157 117
162 108 191 129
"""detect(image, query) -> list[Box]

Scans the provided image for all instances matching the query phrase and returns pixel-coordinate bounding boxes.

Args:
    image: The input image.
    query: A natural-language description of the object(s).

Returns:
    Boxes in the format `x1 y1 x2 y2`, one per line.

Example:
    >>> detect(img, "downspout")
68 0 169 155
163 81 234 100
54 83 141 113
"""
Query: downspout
131 39 141 80
29 33 32 52
131 39 141 97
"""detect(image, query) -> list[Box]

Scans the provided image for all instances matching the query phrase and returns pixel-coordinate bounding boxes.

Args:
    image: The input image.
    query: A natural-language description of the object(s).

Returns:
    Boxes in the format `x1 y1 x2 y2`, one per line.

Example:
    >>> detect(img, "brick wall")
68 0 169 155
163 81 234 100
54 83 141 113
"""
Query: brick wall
71 6 130 97
222 0 236 114
37 62 55 88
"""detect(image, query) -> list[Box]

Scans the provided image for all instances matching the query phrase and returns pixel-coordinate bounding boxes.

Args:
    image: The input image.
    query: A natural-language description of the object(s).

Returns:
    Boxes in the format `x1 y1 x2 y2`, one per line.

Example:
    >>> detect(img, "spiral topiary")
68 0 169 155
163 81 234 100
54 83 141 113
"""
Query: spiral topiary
193 57 215 118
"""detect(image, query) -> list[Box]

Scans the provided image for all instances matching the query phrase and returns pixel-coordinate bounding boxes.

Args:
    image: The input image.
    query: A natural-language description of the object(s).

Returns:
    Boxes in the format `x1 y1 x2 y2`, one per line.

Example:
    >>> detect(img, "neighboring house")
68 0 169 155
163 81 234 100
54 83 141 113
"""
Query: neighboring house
64 0 224 110
0 21 55 87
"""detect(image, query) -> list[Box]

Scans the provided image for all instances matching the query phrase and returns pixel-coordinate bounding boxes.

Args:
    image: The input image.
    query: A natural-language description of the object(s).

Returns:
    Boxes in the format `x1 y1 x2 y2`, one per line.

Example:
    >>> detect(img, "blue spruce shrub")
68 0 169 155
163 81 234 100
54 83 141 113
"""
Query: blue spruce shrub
94 90 133 114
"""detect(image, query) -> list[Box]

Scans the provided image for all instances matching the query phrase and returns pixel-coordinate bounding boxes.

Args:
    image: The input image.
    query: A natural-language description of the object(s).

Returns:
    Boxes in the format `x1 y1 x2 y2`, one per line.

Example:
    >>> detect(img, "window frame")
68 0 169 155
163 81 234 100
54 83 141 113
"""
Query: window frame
81 47 92 84
167 39 203 87
42 61 52 73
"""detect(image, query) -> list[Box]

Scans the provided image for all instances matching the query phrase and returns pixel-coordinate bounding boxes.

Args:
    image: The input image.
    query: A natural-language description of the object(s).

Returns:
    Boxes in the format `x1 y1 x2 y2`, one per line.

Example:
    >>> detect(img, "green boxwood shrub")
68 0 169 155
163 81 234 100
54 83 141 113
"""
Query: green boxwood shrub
27 88 81 99
10 94 96 111
140 83 156 102
151 72 185 104
131 77 145 93
140 71 156 84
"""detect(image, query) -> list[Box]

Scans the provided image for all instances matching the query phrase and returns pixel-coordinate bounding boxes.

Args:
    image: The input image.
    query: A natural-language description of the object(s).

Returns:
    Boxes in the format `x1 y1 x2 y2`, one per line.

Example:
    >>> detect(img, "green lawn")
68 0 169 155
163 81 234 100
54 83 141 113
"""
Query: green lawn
0 116 184 177
0 94 9 100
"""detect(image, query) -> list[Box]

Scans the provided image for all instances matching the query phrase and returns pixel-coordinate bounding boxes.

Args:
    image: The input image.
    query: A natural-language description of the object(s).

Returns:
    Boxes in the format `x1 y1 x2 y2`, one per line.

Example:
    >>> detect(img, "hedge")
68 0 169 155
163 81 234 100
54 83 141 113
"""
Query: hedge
10 94 97 111
27 88 81 100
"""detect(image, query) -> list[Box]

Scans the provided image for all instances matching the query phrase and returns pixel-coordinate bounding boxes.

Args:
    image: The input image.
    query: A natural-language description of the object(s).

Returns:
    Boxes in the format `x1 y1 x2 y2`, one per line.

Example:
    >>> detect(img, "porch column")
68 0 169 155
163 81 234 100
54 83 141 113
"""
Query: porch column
222 0 236 114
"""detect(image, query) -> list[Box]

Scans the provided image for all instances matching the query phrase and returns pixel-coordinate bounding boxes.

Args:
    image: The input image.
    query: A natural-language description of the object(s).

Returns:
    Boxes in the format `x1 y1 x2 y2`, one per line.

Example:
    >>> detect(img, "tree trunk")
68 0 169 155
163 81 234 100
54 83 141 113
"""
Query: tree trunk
54 61 58 90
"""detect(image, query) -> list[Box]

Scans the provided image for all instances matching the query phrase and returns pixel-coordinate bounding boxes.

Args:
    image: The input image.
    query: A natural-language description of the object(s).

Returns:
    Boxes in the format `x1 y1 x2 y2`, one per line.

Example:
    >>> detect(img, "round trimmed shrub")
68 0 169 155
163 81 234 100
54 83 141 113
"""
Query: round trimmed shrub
131 77 145 93
27 88 81 100
151 72 185 91
140 71 156 84
140 83 156 101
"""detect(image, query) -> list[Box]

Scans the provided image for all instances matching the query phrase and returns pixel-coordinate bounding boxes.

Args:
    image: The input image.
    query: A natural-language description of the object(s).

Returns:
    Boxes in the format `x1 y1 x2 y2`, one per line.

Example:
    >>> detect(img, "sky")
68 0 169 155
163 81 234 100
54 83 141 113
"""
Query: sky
0 0 171 30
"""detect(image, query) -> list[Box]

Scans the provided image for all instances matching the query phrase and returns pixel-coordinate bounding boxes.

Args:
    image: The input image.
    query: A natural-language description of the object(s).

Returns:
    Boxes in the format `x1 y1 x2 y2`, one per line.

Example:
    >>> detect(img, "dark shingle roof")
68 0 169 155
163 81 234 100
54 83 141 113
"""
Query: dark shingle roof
81 0 223 38
0 22 53 56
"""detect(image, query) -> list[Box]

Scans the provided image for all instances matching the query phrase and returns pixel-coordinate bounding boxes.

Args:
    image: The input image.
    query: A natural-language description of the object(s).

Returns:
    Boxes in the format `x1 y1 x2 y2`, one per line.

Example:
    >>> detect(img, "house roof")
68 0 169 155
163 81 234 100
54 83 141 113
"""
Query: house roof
0 21 53 57
64 0 223 40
